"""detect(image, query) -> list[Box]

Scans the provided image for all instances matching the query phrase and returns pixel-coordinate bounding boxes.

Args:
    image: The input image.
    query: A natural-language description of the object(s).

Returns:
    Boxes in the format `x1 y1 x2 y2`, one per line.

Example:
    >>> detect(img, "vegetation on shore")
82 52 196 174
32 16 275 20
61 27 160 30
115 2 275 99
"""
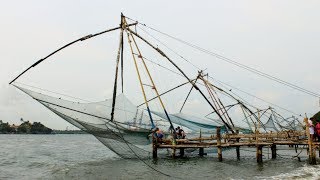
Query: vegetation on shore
0 119 86 134
312 111 320 122
0 120 52 134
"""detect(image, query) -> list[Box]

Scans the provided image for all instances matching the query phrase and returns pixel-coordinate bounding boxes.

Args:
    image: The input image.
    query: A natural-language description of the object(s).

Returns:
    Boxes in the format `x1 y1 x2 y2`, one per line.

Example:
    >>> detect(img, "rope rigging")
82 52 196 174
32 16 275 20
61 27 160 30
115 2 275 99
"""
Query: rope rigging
136 52 296 122
8 22 137 85
129 54 282 124
127 27 234 133
134 53 298 131
125 16 320 98
125 17 303 119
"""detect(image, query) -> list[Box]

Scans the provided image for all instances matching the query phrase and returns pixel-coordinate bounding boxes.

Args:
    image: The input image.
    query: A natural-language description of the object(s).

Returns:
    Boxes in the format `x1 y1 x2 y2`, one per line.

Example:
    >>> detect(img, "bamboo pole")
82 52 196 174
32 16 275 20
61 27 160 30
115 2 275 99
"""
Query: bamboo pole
304 117 316 165
124 27 156 128
110 16 124 122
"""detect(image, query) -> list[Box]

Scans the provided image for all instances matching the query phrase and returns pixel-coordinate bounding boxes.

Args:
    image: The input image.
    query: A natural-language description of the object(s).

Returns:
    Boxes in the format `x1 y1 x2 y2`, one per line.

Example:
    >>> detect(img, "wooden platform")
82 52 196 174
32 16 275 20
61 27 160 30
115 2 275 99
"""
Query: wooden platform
152 120 320 165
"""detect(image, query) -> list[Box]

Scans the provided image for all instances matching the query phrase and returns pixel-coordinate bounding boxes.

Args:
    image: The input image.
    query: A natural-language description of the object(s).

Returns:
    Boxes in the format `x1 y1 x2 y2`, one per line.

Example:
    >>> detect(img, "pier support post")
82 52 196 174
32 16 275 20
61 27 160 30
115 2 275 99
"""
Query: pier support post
304 117 316 165
199 148 204 157
172 148 176 158
236 146 240 160
308 145 316 165
236 130 240 160
271 144 276 159
217 127 222 161
152 136 157 159
256 145 263 163
153 145 157 159
199 129 204 157
180 148 185 157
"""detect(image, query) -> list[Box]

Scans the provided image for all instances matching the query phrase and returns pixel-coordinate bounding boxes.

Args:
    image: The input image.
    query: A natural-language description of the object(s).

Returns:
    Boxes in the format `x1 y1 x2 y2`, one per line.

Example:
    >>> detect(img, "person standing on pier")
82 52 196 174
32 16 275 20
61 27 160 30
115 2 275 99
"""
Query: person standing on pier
175 126 185 139
152 127 164 143
308 117 315 141
315 120 320 142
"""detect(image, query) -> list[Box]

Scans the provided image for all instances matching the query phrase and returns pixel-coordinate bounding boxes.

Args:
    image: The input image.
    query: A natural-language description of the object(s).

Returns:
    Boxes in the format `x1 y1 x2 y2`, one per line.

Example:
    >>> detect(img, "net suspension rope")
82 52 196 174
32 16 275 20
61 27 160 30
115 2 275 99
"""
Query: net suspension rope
126 17 320 98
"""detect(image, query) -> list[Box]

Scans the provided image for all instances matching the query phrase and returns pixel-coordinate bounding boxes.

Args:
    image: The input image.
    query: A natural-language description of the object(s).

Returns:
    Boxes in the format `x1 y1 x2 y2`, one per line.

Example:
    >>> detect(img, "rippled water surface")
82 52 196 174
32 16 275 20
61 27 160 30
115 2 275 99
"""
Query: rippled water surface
1 134 319 180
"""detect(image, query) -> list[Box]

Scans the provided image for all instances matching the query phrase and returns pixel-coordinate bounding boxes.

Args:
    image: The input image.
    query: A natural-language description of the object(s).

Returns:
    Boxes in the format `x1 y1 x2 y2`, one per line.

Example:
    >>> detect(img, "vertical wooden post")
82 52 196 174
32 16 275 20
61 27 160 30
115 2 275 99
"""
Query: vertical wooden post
256 145 263 163
217 127 222 161
153 145 157 158
172 147 176 158
255 112 262 163
271 144 276 159
199 148 204 157
180 148 185 157
236 130 240 160
152 133 157 159
199 129 204 156
171 132 176 158
304 117 316 165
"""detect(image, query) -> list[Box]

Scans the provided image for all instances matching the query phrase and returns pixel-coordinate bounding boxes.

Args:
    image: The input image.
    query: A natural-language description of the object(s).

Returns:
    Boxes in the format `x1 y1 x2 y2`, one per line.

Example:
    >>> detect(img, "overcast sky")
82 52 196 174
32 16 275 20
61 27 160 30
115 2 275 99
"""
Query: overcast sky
1 0 319 129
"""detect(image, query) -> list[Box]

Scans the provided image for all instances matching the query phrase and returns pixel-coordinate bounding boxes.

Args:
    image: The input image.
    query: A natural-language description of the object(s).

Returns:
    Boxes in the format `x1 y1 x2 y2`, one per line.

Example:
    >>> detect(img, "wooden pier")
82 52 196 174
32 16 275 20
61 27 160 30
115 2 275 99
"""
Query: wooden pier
153 118 319 164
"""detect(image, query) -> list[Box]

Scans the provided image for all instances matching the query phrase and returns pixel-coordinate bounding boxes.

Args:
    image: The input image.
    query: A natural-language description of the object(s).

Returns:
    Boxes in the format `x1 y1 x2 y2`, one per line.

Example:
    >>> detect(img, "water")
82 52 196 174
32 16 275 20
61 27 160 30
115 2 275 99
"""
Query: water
0 134 319 180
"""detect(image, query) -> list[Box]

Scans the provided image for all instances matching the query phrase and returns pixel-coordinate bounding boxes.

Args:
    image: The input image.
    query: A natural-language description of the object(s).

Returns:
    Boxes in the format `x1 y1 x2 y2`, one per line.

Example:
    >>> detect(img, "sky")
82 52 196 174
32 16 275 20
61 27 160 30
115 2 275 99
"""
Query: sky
0 0 319 129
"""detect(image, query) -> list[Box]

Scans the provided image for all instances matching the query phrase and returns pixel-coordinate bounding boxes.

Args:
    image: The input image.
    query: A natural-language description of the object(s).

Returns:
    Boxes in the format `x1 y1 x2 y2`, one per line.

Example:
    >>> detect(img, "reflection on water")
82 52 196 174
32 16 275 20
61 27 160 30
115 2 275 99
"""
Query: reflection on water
0 134 319 180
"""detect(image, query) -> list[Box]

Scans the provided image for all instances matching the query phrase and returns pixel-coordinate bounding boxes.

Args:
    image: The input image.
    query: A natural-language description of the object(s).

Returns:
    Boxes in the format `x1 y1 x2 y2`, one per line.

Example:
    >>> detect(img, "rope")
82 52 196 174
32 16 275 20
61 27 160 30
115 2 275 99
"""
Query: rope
137 26 202 71
9 23 137 85
207 76 302 117
136 50 296 127
124 16 320 98
131 20 320 98
129 17 303 118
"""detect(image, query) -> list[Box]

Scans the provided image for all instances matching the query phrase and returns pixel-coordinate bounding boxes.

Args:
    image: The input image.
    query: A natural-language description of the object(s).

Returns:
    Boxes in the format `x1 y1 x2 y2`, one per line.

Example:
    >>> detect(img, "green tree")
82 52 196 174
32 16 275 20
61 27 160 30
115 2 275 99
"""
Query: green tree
31 122 52 134
312 111 320 122
0 122 15 133
17 121 31 134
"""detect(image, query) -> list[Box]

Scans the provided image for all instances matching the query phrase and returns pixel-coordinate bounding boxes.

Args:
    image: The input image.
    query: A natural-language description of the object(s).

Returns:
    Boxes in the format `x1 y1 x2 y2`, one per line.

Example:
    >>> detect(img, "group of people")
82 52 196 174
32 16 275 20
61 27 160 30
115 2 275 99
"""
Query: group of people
152 126 186 142
308 117 320 142
175 126 186 139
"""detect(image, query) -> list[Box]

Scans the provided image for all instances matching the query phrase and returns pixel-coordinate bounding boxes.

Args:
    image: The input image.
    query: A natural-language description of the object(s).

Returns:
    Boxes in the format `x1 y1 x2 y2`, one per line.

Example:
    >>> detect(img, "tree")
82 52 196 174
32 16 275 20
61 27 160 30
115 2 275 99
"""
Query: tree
17 121 31 134
30 122 52 134
0 122 15 133
312 111 320 122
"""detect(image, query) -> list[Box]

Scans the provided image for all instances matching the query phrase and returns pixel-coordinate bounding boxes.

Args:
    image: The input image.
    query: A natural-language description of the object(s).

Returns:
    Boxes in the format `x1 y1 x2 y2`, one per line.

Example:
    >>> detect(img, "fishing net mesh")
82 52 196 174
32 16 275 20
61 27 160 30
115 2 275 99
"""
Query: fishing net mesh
263 115 279 132
14 85 154 158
